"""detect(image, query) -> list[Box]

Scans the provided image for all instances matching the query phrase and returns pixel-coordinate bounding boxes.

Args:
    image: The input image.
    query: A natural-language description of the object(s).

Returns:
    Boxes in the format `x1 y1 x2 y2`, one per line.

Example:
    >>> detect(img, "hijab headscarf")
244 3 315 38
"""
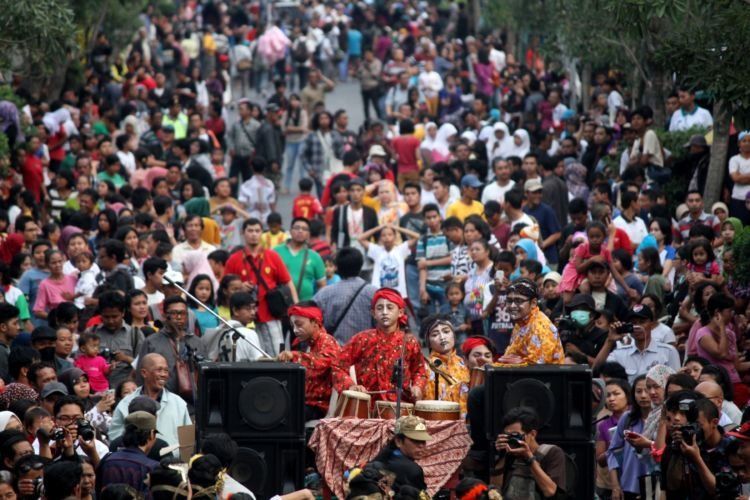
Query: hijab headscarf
723 217 743 253
510 239 550 279
60 226 84 253
420 122 438 151
58 367 87 396
144 167 169 190
183 250 219 292
507 129 530 158
486 122 514 161
0 411 21 431
564 157 589 201
184 197 211 218
0 233 25 265
433 123 458 158
642 364 676 439
0 383 38 411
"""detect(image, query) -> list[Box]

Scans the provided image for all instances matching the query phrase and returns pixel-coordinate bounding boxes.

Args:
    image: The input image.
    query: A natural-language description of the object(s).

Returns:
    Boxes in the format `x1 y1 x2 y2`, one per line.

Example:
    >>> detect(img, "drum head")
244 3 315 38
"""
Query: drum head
502 378 555 427
238 377 290 430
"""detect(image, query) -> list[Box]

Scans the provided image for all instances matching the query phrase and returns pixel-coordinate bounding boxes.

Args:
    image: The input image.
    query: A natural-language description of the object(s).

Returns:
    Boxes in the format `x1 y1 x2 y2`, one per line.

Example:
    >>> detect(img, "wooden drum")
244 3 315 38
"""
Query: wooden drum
414 400 460 421
336 390 371 419
469 367 485 389
375 401 414 420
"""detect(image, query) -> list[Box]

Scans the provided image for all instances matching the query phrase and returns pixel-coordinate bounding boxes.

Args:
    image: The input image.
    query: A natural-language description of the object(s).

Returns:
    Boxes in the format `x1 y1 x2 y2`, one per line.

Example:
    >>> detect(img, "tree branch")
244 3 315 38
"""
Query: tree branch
595 33 650 84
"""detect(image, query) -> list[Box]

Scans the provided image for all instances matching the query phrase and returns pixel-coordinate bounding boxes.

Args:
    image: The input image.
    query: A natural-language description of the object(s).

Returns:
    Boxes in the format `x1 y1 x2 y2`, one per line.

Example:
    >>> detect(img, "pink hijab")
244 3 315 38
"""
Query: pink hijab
144 167 169 190
182 250 218 293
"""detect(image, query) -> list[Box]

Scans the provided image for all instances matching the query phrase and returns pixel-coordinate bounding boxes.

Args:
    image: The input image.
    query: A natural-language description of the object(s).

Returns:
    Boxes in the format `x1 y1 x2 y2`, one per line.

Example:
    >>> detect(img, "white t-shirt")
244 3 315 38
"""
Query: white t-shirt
614 215 648 247
146 290 165 306
368 242 410 296
669 106 713 132
481 180 516 205
651 322 676 344
117 151 136 177
238 175 276 224
729 153 750 200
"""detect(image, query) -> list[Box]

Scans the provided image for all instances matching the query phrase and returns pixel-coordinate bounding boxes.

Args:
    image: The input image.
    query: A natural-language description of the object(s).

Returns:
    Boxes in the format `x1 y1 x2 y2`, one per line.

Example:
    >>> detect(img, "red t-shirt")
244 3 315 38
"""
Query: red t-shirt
392 135 421 173
22 156 44 203
292 194 323 220
224 248 292 323
612 228 633 255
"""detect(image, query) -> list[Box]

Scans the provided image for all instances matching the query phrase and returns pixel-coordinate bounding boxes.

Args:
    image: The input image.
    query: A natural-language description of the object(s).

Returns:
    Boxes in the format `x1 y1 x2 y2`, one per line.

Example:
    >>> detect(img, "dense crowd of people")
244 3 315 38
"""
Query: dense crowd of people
2 0 750 499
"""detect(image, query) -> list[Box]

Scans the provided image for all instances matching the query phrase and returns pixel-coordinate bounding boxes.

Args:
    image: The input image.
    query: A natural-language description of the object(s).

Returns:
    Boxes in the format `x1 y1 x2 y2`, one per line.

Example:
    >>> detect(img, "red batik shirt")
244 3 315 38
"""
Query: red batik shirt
334 329 427 403
291 330 341 413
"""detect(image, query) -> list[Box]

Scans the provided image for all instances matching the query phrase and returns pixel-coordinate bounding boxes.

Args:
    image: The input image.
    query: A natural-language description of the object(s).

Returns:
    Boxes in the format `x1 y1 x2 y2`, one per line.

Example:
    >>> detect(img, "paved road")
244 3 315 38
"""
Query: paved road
230 78 366 224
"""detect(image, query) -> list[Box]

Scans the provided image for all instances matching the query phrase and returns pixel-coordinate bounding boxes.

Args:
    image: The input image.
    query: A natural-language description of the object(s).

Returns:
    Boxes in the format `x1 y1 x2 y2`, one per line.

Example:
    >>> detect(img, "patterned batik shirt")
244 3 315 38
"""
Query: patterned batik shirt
291 330 341 413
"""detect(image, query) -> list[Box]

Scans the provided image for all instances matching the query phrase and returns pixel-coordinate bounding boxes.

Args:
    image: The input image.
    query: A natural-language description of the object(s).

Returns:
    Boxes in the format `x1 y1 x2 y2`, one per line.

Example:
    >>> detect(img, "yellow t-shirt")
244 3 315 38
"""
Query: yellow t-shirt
261 231 289 249
445 200 484 222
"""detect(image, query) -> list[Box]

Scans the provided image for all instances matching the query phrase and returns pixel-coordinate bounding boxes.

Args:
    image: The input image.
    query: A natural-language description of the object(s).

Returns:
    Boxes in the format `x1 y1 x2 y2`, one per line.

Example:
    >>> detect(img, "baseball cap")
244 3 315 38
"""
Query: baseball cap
542 272 562 286
727 421 750 442
627 304 654 322
368 144 387 158
394 415 432 442
683 134 708 149
675 203 690 221
128 395 160 415
31 326 57 343
266 103 280 113
460 174 482 189
163 269 184 286
162 124 176 133
41 382 69 399
568 294 595 311
126 411 158 432
524 178 543 192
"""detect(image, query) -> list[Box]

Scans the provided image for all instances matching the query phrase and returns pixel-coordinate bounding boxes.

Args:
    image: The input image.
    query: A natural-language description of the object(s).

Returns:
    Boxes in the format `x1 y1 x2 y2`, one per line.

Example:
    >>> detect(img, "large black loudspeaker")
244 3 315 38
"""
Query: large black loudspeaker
197 362 306 500
197 362 305 439
544 439 596 500
484 365 592 442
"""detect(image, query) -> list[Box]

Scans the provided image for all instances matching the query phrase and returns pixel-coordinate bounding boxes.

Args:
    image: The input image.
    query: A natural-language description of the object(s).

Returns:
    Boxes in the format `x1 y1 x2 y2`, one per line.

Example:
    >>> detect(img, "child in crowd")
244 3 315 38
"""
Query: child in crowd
73 252 100 310
519 259 544 288
218 205 244 249
441 282 469 341
188 273 220 333
539 272 562 318
686 237 723 288
207 250 229 282
292 178 324 220
324 181 350 242
558 221 612 304
309 219 332 258
358 223 420 296
261 212 289 249
612 248 644 299
136 235 150 262
483 251 516 353
74 332 110 392
323 255 341 285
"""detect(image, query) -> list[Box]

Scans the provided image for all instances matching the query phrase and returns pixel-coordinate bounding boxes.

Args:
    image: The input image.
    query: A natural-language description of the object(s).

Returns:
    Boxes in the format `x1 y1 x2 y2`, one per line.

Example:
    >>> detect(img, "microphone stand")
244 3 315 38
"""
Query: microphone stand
163 275 272 359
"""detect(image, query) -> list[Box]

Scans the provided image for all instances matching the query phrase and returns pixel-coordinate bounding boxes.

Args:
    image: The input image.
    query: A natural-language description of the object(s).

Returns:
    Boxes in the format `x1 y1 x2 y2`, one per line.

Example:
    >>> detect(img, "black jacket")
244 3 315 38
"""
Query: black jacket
330 204 378 249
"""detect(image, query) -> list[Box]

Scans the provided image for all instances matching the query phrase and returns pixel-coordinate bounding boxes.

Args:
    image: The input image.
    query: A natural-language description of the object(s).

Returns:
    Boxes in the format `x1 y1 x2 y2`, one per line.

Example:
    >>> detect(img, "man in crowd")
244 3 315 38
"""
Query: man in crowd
275 217 326 302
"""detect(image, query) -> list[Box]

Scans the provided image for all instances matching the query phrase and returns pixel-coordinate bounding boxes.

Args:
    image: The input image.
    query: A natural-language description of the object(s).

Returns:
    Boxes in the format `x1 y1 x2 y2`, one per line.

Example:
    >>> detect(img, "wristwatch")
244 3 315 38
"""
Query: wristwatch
521 455 536 466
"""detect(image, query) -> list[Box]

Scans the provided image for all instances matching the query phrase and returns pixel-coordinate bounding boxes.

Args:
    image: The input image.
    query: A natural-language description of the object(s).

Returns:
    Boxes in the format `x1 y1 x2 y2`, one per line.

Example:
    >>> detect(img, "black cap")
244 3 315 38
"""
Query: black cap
568 294 595 311
627 304 654 322
31 326 57 343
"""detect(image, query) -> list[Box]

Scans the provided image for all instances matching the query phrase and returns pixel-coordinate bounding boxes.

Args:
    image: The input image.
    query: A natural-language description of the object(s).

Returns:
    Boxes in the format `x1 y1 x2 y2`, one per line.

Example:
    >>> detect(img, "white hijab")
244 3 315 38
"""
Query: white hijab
507 129 531 158
485 122 514 162
433 123 458 157
420 122 438 151
0 411 19 431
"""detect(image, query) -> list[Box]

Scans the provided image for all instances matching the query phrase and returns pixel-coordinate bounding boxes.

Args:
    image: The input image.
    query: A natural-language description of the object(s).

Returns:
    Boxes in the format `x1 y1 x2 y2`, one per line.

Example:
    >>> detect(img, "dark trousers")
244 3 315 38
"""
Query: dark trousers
229 155 252 195
361 88 382 123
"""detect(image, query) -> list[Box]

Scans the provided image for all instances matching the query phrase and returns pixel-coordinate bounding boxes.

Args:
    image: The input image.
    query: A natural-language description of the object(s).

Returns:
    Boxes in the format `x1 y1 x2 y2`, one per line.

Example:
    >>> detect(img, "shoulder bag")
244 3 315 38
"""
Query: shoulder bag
169 336 195 403
248 252 294 319
328 281 368 335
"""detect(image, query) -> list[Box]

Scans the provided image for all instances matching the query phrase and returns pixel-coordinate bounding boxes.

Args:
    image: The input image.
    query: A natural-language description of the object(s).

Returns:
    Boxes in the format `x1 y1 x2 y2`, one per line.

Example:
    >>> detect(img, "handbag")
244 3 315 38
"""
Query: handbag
248 252 294 318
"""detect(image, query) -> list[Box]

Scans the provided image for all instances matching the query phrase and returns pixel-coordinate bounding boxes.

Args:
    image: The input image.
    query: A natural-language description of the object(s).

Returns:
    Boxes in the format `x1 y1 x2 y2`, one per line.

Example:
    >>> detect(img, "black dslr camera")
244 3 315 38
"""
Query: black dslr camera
99 347 114 361
77 419 95 441
557 316 578 344
506 432 525 449
672 399 701 450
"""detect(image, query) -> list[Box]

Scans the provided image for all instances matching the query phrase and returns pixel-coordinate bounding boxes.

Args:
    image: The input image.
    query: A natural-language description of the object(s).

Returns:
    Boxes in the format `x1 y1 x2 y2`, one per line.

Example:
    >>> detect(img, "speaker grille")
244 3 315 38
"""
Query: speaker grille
501 378 555 428
231 447 268 494
239 377 290 430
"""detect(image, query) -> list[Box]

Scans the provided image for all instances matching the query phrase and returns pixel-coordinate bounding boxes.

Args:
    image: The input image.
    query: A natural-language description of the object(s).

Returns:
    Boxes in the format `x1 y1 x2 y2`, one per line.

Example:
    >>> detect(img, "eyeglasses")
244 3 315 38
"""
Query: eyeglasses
291 226 310 231
18 461 45 474
506 297 531 306
56 414 83 424
166 310 187 317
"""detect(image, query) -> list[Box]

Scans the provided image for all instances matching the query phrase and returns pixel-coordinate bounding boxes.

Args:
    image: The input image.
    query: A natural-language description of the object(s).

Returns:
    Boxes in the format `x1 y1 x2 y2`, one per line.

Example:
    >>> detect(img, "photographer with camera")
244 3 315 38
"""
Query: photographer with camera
593 304 680 384
14 454 50 500
33 395 108 467
492 407 567 499
660 391 736 499
556 294 608 365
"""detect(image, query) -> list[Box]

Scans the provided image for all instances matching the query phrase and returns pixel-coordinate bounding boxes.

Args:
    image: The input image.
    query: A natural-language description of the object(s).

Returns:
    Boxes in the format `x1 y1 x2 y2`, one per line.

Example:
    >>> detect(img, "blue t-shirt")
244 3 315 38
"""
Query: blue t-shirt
192 307 220 334
347 29 362 56
523 203 562 264
18 267 51 327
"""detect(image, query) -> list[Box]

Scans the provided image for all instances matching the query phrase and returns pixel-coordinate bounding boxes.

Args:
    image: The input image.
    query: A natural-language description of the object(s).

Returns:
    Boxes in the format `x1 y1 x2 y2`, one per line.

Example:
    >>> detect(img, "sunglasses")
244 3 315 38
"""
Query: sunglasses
18 462 45 474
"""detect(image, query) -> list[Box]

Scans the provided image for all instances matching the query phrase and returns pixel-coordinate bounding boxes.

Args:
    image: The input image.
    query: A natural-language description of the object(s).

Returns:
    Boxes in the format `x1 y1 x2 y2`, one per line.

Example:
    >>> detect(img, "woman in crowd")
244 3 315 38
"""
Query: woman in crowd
421 314 471 417
596 378 631 499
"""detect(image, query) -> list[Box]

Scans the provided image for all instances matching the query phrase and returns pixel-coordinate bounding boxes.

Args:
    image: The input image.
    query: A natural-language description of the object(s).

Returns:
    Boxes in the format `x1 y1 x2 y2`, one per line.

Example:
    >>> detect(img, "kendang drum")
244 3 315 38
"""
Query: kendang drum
414 400 460 421
376 401 414 419
469 367 485 388
336 390 371 419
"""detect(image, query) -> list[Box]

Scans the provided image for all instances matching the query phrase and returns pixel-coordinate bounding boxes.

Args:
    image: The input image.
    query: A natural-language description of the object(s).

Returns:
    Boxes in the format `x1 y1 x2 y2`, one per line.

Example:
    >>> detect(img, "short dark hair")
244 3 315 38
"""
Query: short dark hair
483 200 501 217
422 203 440 217
402 181 421 194
153 195 173 216
98 239 127 262
632 106 654 121
53 395 86 417
143 257 168 280
291 217 310 230
501 407 540 433
0 429 27 461
298 178 313 192
242 218 263 231
0 303 19 324
28 361 55 387
132 187 152 210
505 189 524 210
230 292 256 313
208 249 230 265
620 190 638 210
8 346 39 380
399 119 415 135
164 295 187 312
569 198 587 215
594 361 628 380
201 433 239 468
44 461 83 500
267 212 282 226
442 216 463 230
520 259 542 275
98 290 127 312
335 248 364 279
309 219 325 238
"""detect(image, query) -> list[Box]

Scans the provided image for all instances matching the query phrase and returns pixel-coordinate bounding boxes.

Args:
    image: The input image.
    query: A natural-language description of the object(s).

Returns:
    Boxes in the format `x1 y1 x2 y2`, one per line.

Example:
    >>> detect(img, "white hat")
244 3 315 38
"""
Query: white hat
368 144 387 158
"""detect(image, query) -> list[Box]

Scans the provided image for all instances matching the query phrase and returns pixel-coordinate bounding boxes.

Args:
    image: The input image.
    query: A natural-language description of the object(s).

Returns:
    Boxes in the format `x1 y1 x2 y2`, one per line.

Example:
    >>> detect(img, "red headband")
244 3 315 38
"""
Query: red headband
461 337 492 358
372 288 408 326
288 305 323 324
459 484 488 500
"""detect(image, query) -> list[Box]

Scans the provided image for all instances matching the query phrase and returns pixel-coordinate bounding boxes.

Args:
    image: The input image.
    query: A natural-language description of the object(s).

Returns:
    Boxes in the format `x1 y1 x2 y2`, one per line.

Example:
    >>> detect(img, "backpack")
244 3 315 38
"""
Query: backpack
293 40 309 63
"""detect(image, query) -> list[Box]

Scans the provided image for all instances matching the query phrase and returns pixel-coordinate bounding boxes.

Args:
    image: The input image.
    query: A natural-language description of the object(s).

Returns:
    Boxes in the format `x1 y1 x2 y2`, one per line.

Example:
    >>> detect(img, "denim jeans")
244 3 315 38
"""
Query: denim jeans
284 141 303 191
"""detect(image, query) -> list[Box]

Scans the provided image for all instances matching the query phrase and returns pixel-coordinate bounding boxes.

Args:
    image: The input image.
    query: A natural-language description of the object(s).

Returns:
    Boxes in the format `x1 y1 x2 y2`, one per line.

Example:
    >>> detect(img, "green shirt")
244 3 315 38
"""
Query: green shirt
97 170 126 188
273 244 325 301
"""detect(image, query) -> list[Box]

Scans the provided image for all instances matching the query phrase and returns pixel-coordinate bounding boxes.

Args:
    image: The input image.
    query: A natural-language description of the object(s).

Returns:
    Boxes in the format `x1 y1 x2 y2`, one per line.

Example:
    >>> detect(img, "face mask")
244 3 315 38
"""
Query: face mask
571 310 591 328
